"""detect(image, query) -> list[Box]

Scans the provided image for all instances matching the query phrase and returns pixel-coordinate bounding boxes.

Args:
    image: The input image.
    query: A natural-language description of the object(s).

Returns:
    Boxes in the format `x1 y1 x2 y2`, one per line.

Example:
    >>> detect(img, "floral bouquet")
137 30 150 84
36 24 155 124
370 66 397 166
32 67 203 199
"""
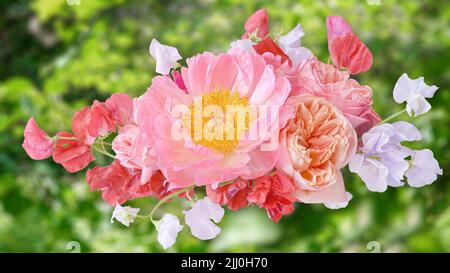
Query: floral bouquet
22 9 442 249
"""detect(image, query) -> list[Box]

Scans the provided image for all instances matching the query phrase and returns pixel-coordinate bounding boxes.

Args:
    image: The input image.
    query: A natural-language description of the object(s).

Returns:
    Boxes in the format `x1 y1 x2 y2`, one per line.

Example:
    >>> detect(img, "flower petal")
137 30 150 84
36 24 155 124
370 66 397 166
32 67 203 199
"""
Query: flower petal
184 197 224 240
156 213 183 249
149 39 182 75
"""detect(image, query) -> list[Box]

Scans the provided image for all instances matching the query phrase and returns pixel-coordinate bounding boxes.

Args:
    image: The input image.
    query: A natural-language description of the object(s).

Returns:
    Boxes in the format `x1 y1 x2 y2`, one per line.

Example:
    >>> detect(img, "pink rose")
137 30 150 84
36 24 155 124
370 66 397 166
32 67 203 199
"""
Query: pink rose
112 124 157 183
277 95 357 204
290 58 380 135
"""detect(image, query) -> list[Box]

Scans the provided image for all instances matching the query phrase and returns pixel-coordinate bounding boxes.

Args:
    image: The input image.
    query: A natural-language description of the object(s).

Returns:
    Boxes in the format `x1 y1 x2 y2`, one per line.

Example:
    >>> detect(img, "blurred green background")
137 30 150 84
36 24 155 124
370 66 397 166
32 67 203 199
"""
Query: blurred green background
0 0 449 252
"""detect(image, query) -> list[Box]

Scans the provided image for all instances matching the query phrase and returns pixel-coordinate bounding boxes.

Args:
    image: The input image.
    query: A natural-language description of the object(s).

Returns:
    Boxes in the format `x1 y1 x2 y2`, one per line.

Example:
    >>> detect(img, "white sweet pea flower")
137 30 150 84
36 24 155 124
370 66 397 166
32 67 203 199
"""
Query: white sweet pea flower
324 192 353 209
149 38 182 75
393 73 439 117
183 197 224 240
155 213 183 250
278 23 305 48
349 121 422 192
111 204 140 227
230 39 256 54
278 23 312 65
405 149 442 187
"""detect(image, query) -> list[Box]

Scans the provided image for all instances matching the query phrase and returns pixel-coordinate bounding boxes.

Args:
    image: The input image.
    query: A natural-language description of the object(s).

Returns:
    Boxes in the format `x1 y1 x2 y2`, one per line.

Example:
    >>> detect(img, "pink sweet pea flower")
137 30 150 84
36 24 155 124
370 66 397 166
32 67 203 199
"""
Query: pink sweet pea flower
52 132 95 173
206 179 250 211
105 93 134 126
242 8 269 39
253 37 290 65
135 48 290 187
86 160 160 205
88 101 115 138
247 171 296 222
277 95 357 204
326 16 373 75
22 117 54 160
72 107 95 145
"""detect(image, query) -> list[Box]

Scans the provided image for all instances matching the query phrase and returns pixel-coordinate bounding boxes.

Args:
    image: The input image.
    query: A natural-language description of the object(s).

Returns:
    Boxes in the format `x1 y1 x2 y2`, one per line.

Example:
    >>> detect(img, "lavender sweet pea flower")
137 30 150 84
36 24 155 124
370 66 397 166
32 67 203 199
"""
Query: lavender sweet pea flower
278 23 312 65
184 197 224 240
349 121 422 192
393 73 439 117
405 149 442 187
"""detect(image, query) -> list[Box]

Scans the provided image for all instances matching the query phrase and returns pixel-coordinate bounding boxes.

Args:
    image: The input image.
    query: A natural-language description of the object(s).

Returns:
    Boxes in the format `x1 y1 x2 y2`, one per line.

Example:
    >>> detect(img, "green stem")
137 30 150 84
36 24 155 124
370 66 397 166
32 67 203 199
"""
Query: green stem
92 145 115 159
379 109 407 125
144 186 195 223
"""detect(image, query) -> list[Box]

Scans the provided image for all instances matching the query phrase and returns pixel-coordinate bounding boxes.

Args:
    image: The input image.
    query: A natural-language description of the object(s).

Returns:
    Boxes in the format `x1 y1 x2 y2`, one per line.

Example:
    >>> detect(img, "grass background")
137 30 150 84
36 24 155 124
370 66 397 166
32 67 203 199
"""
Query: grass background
0 0 449 252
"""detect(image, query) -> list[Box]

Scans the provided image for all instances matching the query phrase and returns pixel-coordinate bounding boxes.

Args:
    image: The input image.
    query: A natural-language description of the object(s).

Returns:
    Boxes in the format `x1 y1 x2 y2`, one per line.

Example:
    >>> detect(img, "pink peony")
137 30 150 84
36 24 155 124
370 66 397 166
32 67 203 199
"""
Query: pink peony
22 117 54 160
247 171 296 222
277 95 357 204
206 179 250 211
242 8 269 39
112 124 157 183
52 132 95 173
135 49 290 187
290 58 380 135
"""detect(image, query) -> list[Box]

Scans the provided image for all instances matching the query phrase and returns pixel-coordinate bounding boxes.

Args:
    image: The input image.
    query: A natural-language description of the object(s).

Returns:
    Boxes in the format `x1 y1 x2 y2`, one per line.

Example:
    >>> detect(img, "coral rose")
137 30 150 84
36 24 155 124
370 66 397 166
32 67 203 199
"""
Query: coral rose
277 95 357 204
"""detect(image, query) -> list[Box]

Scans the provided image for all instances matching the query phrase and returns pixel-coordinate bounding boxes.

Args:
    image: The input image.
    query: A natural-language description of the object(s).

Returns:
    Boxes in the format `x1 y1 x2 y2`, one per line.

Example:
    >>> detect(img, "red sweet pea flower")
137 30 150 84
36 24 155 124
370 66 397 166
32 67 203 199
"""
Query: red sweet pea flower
242 8 269 39
72 107 95 145
86 161 180 205
22 117 54 160
87 160 153 205
247 171 296 222
253 37 290 65
105 93 134 126
52 132 95 173
326 16 373 75
206 179 250 211
88 101 115 138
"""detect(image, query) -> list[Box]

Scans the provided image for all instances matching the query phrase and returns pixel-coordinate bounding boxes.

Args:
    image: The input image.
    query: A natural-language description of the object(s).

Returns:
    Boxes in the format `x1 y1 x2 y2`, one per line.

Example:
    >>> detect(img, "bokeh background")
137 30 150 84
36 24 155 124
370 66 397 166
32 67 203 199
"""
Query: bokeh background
0 0 449 252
